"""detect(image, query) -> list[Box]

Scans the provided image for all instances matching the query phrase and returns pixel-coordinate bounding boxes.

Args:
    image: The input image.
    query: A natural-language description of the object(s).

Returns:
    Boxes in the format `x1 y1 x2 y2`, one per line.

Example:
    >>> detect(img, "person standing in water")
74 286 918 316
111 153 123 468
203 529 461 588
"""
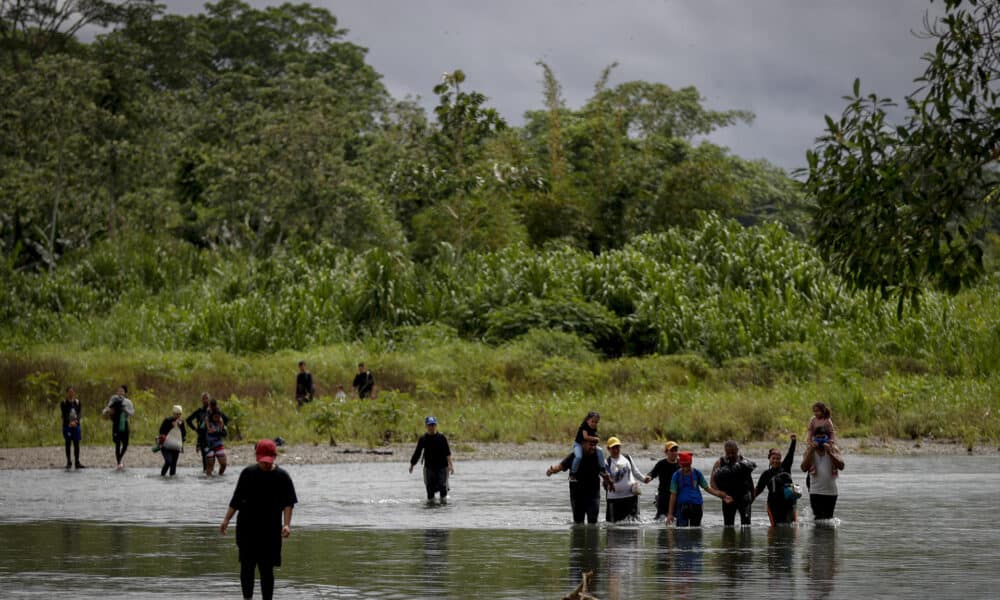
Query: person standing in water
754 434 799 525
220 439 297 600
158 405 186 477
801 426 844 520
710 440 757 527
648 441 681 519
667 452 732 527
569 411 607 481
60 386 85 469
547 438 616 524
102 385 134 469
409 416 454 503
604 437 651 522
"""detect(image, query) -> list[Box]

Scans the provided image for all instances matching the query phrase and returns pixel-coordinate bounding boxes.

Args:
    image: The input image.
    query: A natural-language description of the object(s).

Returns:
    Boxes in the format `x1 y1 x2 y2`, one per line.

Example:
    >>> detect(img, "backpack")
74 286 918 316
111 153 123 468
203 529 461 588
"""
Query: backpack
771 471 801 504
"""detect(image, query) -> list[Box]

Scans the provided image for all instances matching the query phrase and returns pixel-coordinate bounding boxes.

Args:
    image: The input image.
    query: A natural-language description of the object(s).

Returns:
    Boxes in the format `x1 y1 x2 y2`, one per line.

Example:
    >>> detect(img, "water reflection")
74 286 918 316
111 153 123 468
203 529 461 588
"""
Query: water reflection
716 527 754 591
805 526 837 600
568 525 601 589
657 527 703 600
606 527 642 600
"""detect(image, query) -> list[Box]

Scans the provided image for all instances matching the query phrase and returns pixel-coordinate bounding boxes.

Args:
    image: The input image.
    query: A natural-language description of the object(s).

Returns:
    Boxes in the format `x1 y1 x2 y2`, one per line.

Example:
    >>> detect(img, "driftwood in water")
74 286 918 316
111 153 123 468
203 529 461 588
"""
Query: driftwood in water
563 570 598 600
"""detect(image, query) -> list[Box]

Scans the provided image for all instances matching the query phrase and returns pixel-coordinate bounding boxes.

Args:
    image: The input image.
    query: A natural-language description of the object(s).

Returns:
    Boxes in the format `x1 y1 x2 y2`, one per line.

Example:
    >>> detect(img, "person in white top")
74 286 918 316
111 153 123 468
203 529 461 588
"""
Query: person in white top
800 426 844 520
604 437 651 522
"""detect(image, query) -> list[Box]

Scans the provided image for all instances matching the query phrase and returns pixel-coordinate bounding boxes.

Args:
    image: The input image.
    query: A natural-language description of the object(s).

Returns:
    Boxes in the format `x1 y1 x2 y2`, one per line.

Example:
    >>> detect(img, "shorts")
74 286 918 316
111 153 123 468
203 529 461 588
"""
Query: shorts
205 446 226 459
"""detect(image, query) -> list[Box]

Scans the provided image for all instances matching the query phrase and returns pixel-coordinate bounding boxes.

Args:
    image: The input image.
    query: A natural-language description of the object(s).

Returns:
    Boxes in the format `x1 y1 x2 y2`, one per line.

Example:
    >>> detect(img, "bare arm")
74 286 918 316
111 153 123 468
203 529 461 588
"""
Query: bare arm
281 506 293 537
667 492 678 523
219 506 237 534
800 443 815 472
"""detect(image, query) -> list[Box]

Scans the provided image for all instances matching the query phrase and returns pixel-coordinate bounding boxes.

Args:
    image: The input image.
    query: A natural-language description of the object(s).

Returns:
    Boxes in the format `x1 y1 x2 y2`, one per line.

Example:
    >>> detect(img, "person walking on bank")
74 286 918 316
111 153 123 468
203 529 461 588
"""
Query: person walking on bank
604 437 651 522
754 434 800 525
158 405 187 477
60 386 85 469
295 361 315 408
648 441 681 519
102 385 134 470
800 426 844 521
710 440 757 527
409 416 454 503
352 362 374 400
220 439 298 600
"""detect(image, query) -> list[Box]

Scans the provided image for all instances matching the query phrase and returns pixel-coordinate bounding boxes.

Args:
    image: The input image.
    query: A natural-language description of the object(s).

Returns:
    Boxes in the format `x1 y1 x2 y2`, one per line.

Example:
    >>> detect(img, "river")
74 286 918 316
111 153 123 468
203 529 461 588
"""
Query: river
0 455 996 598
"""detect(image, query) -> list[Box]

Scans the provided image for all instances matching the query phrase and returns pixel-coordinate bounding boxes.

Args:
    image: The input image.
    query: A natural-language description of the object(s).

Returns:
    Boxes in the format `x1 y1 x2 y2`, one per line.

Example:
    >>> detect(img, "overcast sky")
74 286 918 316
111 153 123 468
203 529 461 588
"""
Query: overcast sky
162 0 939 171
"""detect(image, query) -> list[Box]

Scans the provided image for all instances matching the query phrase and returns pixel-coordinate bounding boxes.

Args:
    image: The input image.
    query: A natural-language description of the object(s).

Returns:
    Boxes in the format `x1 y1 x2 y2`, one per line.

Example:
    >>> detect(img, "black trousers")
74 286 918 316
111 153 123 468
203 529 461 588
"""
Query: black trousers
113 431 130 463
606 495 639 523
722 495 752 526
64 438 80 465
570 484 600 524
240 559 274 600
160 449 180 476
809 494 838 520
423 466 449 499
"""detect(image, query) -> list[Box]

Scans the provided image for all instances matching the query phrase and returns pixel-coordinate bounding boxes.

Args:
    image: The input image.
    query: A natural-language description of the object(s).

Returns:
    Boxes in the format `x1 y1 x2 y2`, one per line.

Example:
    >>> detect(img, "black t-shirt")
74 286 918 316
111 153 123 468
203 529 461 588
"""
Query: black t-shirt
575 420 597 445
60 399 81 427
410 433 451 470
229 465 298 565
560 451 603 497
713 456 756 497
295 372 314 398
352 371 374 398
648 459 680 496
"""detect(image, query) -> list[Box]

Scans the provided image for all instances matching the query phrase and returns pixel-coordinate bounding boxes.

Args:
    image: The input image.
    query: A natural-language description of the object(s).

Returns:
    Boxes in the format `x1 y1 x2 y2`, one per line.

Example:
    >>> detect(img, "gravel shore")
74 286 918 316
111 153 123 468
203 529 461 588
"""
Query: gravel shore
0 437 994 470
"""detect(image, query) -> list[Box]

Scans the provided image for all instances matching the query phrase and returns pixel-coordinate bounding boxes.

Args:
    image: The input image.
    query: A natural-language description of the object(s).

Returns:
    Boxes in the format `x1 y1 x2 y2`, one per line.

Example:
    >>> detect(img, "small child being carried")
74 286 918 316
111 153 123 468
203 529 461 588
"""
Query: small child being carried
570 411 607 479
806 402 836 443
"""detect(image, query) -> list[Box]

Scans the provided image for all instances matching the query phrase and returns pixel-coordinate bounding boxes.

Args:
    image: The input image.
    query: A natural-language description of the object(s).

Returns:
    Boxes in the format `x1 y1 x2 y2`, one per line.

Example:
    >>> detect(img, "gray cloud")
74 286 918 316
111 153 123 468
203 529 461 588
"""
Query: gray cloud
160 0 938 171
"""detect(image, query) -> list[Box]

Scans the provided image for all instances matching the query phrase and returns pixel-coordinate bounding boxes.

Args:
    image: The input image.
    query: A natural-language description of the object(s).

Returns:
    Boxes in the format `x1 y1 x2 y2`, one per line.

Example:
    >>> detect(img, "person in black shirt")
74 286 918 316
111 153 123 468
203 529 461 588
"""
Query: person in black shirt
60 386 84 469
295 361 315 408
710 440 757 526
220 439 297 600
754 434 798 525
186 393 228 471
547 438 615 523
409 416 454 503
648 441 681 519
352 362 374 399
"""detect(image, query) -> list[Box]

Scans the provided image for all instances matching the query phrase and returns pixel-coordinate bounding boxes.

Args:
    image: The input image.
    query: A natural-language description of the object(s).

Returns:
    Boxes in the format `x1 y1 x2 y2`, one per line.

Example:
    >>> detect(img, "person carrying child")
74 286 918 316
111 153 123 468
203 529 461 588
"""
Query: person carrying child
806 402 835 442
570 411 607 481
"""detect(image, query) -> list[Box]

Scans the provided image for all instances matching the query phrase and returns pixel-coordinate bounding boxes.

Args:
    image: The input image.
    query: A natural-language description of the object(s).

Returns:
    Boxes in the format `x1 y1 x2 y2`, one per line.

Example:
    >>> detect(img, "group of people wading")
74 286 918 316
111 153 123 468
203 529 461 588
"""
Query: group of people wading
546 404 845 526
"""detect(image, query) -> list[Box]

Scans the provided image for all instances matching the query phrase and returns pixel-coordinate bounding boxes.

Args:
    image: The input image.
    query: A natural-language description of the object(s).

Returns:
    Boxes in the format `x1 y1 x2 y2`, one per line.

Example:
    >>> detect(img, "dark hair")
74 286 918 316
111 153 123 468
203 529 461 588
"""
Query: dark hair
812 402 831 418
209 398 218 405
724 440 739 450
66 385 74 392
358 362 365 368
298 360 306 367
585 411 600 420
120 384 128 394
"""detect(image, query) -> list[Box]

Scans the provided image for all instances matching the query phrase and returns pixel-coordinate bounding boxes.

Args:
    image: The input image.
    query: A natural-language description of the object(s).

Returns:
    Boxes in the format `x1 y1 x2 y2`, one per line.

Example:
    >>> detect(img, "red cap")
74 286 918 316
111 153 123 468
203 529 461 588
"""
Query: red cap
678 451 693 465
255 439 277 463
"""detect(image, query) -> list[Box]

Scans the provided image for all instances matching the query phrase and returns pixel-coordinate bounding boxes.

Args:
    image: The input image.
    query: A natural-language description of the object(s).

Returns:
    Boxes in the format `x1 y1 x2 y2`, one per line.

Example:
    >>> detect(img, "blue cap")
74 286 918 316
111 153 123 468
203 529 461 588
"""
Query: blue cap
425 416 437 425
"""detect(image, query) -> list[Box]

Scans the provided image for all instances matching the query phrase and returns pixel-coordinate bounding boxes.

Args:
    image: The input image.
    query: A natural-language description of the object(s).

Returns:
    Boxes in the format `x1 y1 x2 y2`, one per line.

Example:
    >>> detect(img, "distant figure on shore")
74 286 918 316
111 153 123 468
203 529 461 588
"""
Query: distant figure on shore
710 441 757 527
334 385 347 402
648 441 681 519
667 452 732 527
801 426 844 521
352 362 374 399
754 434 799 525
547 437 615 524
60 386 85 469
806 402 836 443
204 402 228 477
220 439 297 600
409 416 453 503
158 405 186 477
102 385 134 470
295 361 315 408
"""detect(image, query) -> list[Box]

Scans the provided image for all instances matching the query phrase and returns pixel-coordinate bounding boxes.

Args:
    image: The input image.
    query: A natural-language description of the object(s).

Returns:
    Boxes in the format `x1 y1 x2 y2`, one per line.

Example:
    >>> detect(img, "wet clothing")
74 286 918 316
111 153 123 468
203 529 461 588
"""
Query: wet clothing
807 449 840 520
241 559 274 600
411 433 451 499
228 465 298 567
669 469 709 527
105 395 134 464
559 451 603 523
295 371 315 405
810 494 838 520
649 459 680 519
605 453 646 521
754 439 798 525
712 454 756 526
205 418 227 452
60 399 82 466
352 370 374 399
186 406 228 468
158 417 186 476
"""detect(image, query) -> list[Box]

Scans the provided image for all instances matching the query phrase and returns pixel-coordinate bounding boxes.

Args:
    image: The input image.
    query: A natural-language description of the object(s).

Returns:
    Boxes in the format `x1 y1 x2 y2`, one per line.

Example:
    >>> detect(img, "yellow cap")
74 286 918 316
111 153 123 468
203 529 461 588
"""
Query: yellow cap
607 436 622 448
664 441 679 451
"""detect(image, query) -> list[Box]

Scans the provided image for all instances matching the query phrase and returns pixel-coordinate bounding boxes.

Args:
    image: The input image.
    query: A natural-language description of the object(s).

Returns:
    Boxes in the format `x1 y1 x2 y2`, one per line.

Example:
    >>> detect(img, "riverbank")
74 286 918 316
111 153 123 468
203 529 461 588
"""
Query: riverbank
2 437 994 470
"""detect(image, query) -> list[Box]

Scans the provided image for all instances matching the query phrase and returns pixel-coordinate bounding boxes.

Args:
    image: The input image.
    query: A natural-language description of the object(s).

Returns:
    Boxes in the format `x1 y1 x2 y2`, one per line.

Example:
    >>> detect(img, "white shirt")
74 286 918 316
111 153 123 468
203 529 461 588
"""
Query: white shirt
606 453 646 500
809 451 838 496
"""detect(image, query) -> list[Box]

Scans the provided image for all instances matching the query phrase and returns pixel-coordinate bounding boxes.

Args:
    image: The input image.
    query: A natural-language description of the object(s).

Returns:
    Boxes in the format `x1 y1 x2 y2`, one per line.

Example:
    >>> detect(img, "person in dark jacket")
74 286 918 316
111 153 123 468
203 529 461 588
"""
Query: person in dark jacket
60 386 85 469
409 416 454 503
352 362 374 399
710 440 757 526
295 361 315 408
547 438 615 523
754 434 799 525
220 439 297 600
158 405 187 477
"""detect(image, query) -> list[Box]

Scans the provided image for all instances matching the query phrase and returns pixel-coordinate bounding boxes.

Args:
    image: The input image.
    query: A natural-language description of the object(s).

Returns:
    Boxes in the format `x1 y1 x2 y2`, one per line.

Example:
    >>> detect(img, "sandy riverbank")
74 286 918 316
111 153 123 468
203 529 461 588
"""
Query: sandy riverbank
0 437 994 470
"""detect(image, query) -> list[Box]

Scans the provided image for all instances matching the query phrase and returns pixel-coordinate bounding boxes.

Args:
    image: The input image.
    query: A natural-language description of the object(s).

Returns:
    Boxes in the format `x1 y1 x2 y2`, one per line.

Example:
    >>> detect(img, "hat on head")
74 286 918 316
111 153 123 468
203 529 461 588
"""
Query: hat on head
172 405 183 415
255 439 278 463
678 451 693 465
425 416 437 426
606 436 622 448
664 441 679 451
